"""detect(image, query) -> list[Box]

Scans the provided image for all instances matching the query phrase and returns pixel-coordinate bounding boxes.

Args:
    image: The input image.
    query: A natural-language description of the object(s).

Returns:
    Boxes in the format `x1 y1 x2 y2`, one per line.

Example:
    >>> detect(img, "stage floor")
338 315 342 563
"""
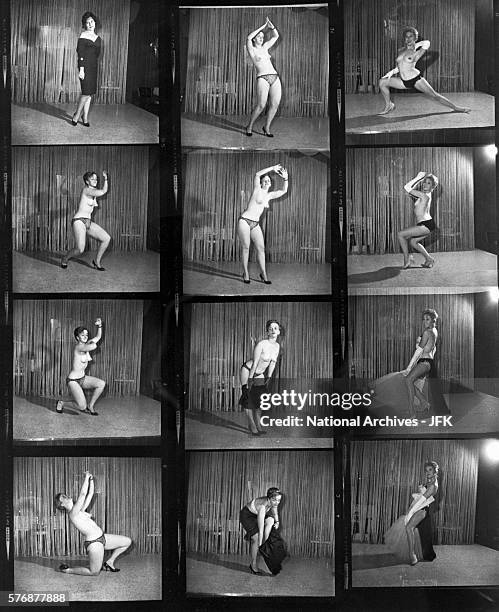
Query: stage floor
181 114 329 150
187 553 334 597
13 251 160 294
186 411 334 450
12 103 159 145
352 543 499 587
14 395 161 445
184 261 331 296
15 554 161 601
345 92 494 145
348 250 497 295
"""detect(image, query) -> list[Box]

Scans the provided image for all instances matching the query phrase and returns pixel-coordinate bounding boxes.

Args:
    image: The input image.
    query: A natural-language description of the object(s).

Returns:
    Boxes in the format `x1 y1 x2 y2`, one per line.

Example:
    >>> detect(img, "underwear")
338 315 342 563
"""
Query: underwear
72 217 92 231
239 217 259 230
66 375 85 388
257 73 279 86
401 73 422 89
418 358 433 364
417 219 436 232
84 532 106 552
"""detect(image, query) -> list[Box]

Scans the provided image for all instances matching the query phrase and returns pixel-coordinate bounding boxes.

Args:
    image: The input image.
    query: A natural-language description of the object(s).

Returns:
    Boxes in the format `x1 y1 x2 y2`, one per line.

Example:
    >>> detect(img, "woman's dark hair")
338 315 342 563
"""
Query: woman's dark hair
266 319 284 336
266 487 282 499
74 325 89 341
54 493 65 510
83 171 97 186
424 461 439 474
82 11 98 28
260 174 272 187
402 26 418 40
252 32 265 46
422 308 438 323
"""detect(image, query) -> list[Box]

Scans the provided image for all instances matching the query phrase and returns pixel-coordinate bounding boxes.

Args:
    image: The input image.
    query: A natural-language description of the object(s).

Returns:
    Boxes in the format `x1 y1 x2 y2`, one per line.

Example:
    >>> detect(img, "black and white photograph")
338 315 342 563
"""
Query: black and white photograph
344 0 494 144
347 145 497 293
12 145 160 293
186 450 334 597
12 0 160 145
13 456 162 602
182 149 331 296
351 439 499 588
179 5 329 150
13 299 161 445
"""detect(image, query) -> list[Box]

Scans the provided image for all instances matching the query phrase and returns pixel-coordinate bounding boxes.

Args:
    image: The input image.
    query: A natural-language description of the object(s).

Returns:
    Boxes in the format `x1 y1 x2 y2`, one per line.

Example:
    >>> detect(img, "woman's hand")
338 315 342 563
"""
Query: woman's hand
266 17 275 29
94 318 102 327
102 171 108 180
79 68 85 80
277 167 288 180
400 369 410 377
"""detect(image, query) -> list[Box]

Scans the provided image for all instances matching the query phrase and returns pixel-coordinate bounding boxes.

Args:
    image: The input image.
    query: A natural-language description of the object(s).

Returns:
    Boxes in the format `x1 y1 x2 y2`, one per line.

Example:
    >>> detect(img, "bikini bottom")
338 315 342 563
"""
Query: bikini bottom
401 73 422 89
239 217 259 230
257 73 279 86
417 219 436 232
66 375 86 388
84 532 106 551
72 217 92 231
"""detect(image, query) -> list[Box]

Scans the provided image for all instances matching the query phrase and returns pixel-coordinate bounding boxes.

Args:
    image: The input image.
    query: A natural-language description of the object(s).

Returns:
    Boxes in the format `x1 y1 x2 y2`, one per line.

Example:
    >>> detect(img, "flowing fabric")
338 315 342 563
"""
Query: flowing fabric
384 515 423 563
259 529 287 575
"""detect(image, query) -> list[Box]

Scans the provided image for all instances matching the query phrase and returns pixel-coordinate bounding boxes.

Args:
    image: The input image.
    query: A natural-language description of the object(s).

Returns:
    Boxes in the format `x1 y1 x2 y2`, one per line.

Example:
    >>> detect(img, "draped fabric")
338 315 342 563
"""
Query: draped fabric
351 440 479 545
183 151 329 264
187 302 334 412
14 456 161 557
349 294 474 388
14 300 143 398
187 450 334 558
347 147 474 254
13 146 150 253
183 6 329 117
344 0 475 93
12 0 130 104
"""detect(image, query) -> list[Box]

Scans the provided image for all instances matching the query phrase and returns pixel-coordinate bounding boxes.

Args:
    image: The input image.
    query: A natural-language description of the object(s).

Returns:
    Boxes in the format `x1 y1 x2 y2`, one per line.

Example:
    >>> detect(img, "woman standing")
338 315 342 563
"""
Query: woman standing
72 11 102 127
245 17 282 137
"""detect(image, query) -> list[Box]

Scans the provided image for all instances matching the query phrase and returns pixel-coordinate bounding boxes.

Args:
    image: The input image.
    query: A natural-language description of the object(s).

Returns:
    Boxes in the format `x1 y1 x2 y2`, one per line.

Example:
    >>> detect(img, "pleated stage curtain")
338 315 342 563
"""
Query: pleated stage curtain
12 146 149 253
13 300 143 398
187 450 334 558
347 147 474 254
183 151 329 264
344 0 474 93
12 0 130 104
187 302 333 412
183 6 328 117
349 294 474 388
351 440 479 545
14 456 161 557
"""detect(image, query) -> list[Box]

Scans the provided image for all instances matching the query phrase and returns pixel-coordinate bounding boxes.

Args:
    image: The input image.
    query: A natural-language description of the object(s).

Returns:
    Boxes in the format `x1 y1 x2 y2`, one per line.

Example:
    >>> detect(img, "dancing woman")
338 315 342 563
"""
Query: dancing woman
398 171 438 269
245 17 282 137
239 320 282 435
237 165 288 284
72 11 101 126
240 487 283 574
61 171 111 271
56 471 132 575
56 318 105 416
378 27 470 115
384 461 438 565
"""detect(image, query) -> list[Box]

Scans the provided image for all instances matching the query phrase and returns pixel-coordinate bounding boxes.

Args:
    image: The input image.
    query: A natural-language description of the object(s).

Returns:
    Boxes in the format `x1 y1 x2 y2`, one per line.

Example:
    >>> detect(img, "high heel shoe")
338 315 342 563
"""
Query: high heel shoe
71 115 78 126
262 126 274 138
92 260 105 271
56 401 64 414
245 127 253 136
59 564 69 572
249 564 262 575
60 259 68 269
83 122 90 127
102 562 120 572
84 407 99 416
260 273 271 285
242 273 250 284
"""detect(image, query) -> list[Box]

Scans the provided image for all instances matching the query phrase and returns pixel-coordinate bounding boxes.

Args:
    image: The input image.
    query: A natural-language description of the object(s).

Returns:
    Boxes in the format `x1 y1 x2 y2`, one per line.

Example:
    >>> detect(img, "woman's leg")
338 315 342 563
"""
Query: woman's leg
81 375 106 413
82 95 92 123
87 222 111 268
73 95 90 122
61 542 104 576
103 533 132 569
250 226 268 281
247 79 270 133
414 78 470 113
405 362 431 415
409 235 434 266
264 79 282 133
62 221 87 266
263 516 275 543
249 533 259 570
67 380 88 411
237 219 251 281
378 76 407 113
405 509 426 564
397 226 430 268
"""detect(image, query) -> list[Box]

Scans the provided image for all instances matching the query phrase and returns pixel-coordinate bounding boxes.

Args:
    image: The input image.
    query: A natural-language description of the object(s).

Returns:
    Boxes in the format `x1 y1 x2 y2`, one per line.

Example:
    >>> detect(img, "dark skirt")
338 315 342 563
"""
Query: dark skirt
249 378 267 411
239 506 271 540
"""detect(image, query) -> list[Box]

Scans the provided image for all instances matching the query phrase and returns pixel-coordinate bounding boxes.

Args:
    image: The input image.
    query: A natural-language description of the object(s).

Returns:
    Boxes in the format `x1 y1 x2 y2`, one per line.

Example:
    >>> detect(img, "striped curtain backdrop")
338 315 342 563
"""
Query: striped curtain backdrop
14 299 144 398
187 450 334 558
183 150 329 264
14 456 161 557
183 6 329 117
351 440 479 545
12 146 150 253
349 294 474 388
12 0 130 104
347 147 474 254
187 302 333 412
344 0 475 94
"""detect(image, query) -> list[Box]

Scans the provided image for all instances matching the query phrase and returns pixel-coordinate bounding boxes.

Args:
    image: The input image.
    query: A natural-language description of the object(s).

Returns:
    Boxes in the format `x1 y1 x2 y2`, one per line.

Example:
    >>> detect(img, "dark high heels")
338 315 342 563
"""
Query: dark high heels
245 127 253 136
260 273 271 285
242 273 250 284
84 407 99 416
92 260 105 271
71 116 78 126
60 259 68 269
249 564 262 575
59 564 69 571
262 126 274 138
83 122 90 127
102 562 120 572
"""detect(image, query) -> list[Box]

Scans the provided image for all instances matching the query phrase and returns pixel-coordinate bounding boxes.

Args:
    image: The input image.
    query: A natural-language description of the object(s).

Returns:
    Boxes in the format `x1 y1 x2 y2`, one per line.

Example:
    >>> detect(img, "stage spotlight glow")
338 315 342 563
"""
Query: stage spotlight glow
484 145 497 159
483 439 499 463
489 287 499 302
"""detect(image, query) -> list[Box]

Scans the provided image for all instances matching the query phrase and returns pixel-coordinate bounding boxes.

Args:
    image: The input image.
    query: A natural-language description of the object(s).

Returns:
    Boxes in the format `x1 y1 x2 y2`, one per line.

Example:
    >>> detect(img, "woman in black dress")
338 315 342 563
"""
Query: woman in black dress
72 11 101 127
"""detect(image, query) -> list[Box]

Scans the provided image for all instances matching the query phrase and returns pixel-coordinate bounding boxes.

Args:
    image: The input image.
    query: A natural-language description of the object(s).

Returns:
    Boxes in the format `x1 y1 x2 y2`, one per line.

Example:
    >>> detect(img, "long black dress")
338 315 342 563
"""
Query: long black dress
77 36 101 95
